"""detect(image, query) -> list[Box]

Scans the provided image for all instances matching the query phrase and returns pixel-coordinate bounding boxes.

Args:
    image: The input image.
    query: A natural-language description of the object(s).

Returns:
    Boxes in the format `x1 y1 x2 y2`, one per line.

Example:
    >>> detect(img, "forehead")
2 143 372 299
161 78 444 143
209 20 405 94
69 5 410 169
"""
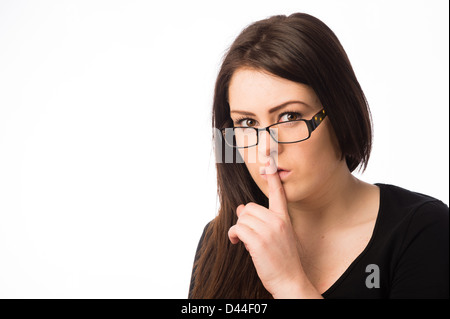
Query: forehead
228 68 320 113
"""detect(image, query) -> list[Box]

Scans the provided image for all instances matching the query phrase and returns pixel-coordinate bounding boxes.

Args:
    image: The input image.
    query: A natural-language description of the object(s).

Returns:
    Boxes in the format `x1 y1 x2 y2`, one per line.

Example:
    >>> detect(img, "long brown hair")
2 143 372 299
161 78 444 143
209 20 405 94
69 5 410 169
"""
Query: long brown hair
190 13 372 299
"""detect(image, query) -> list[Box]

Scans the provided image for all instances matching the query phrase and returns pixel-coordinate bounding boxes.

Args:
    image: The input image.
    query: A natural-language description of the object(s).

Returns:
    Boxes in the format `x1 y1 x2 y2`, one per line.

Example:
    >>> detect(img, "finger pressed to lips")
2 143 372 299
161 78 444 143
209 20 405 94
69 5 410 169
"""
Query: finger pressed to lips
266 157 288 215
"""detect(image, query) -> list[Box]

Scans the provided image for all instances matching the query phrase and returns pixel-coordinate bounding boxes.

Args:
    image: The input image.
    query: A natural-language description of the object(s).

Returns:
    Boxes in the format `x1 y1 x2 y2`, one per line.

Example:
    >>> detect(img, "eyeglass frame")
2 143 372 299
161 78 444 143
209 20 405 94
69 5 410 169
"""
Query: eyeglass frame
221 108 327 149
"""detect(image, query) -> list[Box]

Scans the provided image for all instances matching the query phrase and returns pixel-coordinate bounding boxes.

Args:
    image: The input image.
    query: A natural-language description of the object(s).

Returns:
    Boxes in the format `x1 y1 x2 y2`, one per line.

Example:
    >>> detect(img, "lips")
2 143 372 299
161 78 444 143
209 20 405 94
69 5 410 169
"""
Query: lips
259 165 291 181
259 166 290 174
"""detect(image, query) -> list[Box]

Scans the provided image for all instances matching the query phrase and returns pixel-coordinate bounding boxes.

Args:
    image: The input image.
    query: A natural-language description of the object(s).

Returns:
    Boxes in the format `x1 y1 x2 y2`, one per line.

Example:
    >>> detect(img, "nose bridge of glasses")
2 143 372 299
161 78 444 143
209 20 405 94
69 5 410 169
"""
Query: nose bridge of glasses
266 125 279 142
256 126 279 155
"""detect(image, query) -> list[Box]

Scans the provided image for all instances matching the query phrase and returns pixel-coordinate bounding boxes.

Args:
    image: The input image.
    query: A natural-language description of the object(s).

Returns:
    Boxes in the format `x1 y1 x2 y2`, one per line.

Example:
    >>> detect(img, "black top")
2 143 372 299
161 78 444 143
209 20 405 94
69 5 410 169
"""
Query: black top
189 183 449 299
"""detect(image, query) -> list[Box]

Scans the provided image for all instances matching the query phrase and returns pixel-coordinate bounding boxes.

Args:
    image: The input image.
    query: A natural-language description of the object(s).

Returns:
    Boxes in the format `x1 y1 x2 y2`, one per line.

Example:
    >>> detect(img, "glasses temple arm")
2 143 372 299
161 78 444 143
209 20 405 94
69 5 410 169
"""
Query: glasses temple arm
309 110 327 131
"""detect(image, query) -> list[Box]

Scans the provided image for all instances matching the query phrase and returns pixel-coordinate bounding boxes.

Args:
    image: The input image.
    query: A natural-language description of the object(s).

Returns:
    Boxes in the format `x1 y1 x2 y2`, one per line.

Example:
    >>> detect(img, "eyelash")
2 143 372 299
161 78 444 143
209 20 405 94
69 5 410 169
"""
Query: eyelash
233 110 303 126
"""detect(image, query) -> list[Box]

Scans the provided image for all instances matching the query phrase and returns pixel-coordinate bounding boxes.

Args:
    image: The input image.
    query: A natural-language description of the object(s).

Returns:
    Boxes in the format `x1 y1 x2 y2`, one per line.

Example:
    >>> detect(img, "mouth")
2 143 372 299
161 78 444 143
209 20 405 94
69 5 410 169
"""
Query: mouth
260 166 291 181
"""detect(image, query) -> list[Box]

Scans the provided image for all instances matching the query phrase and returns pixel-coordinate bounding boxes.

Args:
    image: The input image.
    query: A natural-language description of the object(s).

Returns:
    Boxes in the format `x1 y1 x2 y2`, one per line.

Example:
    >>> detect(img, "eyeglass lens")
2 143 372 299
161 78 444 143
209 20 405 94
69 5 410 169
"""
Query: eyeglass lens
227 120 309 148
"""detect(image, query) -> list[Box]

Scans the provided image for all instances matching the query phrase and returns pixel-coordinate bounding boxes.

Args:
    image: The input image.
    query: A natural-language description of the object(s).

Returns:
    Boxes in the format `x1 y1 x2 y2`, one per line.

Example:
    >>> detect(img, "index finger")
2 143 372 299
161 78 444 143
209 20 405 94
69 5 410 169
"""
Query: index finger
266 156 288 216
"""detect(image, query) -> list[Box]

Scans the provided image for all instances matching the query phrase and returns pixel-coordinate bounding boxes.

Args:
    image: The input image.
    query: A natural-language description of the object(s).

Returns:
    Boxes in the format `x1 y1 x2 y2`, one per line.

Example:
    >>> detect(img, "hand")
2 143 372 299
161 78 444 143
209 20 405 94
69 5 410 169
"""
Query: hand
228 156 320 298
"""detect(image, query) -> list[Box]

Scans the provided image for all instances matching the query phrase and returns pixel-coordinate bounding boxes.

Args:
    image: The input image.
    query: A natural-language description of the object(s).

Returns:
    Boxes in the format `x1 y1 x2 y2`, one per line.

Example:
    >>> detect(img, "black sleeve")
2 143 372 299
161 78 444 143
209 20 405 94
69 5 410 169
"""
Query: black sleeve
389 201 449 299
188 222 211 299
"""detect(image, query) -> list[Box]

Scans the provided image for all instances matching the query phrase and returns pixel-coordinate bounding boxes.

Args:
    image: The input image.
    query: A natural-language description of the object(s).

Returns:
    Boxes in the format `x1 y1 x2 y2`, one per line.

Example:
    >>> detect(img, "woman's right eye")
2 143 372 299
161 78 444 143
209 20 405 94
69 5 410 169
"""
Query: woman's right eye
235 118 257 127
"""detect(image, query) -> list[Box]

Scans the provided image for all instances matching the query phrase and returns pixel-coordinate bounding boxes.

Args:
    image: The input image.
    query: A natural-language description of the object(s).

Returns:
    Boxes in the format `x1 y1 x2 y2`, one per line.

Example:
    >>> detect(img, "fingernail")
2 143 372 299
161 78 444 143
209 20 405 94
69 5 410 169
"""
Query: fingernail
259 166 266 175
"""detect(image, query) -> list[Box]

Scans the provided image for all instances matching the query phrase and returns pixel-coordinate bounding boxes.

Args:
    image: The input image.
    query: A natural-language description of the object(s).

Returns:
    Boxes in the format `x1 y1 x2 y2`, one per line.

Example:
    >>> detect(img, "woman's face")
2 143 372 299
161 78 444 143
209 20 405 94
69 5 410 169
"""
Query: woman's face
228 68 343 203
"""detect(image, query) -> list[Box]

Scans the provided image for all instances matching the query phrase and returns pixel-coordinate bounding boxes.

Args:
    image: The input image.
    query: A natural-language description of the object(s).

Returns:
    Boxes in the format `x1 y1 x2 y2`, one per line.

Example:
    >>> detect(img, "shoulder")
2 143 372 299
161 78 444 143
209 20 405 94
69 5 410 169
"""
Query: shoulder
189 220 215 298
376 183 447 208
374 184 449 298
374 183 449 261
194 220 214 255
376 183 449 226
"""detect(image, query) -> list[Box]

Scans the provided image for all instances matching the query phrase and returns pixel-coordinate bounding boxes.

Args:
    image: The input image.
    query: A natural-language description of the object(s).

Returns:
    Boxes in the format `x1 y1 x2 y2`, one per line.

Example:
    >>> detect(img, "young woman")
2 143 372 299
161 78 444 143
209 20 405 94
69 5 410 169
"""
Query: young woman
189 13 449 299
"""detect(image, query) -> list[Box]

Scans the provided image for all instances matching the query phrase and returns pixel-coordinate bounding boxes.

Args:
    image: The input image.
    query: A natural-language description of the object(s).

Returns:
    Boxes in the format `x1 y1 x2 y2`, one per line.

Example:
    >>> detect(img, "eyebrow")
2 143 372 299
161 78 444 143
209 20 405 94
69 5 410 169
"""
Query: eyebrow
230 100 310 116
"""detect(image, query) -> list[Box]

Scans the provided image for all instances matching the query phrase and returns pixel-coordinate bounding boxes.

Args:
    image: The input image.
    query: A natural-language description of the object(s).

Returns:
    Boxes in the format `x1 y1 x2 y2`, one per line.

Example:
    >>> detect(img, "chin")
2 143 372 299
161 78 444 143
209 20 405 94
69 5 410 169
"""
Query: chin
283 184 301 203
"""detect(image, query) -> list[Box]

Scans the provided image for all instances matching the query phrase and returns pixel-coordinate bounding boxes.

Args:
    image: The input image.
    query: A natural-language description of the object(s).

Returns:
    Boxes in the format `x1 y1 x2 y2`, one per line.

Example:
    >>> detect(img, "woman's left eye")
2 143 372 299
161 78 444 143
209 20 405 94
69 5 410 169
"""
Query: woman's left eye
280 112 301 122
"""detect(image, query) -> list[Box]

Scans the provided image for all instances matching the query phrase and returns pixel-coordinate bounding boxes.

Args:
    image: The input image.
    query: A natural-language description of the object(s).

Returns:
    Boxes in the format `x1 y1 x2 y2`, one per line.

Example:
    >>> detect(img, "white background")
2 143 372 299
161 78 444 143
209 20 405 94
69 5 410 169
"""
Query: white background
0 0 448 298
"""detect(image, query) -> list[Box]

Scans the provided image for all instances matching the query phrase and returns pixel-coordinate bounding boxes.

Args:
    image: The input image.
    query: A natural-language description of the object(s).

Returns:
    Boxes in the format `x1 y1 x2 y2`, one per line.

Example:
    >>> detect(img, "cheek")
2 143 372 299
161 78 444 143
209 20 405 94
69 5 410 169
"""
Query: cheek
300 120 341 163
238 148 263 177
283 124 343 199
237 147 263 166
238 148 268 193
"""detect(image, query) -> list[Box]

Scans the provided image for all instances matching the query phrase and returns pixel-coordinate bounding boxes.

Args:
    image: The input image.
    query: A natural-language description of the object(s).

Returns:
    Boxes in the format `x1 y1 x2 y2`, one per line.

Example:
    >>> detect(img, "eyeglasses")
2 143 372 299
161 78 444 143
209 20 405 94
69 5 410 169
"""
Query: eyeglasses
221 109 327 148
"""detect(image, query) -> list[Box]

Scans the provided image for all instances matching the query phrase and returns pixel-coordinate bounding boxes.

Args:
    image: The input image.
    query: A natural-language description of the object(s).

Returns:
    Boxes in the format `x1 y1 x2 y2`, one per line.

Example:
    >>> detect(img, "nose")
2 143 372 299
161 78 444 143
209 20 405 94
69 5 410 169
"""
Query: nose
257 128 279 160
